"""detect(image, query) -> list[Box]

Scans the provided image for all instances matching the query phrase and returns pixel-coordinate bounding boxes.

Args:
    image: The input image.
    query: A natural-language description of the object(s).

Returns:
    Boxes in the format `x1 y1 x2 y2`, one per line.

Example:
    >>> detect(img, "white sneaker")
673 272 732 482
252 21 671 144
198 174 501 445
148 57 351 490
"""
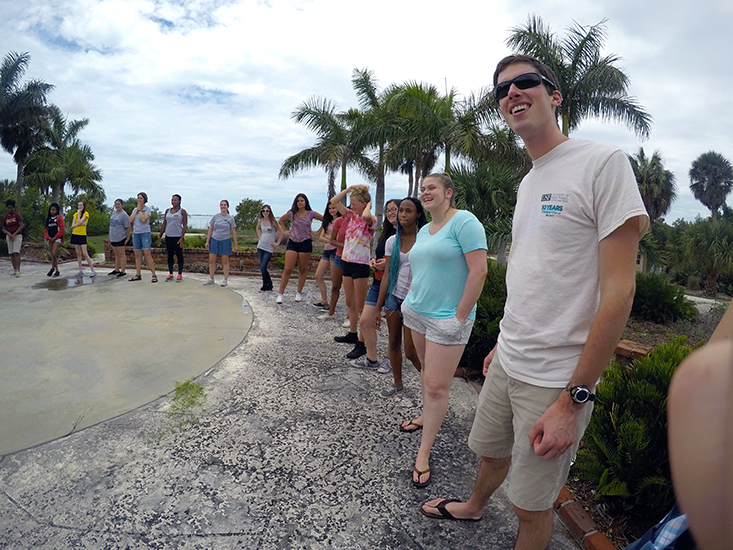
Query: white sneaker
276 294 283 304
220 280 228 287
89 270 97 277
75 270 84 277
377 357 392 374
295 292 302 302
342 318 351 328
203 279 215 285
379 384 404 398
350 356 380 370
317 312 334 320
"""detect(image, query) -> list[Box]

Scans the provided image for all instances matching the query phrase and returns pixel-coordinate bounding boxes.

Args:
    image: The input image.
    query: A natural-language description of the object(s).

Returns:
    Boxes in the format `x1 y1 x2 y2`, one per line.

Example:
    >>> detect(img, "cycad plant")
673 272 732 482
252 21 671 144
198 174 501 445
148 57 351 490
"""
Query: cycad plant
572 337 700 516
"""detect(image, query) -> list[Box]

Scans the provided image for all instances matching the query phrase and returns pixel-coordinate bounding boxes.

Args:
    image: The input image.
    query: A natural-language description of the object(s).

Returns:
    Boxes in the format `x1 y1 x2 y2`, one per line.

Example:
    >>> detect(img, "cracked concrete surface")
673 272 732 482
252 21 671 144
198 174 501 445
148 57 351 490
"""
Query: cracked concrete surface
0 259 580 549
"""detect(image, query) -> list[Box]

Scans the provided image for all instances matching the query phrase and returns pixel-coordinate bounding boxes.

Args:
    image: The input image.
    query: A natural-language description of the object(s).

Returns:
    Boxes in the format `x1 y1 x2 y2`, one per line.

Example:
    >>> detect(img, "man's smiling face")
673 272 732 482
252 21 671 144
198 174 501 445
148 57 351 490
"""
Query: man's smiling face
496 62 561 140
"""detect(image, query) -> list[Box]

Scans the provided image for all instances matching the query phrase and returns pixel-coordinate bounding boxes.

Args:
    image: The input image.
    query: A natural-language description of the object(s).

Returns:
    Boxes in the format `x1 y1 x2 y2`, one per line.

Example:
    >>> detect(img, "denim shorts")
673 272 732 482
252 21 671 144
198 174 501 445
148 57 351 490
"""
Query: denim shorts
401 303 474 345
364 279 381 306
321 248 336 261
286 238 313 254
333 254 344 270
209 238 232 256
132 232 152 251
384 293 403 313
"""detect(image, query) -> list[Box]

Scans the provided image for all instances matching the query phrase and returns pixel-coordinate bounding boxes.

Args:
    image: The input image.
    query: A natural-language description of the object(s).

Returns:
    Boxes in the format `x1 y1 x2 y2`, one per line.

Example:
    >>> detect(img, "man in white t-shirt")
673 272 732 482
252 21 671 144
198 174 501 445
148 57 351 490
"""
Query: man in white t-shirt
420 54 649 550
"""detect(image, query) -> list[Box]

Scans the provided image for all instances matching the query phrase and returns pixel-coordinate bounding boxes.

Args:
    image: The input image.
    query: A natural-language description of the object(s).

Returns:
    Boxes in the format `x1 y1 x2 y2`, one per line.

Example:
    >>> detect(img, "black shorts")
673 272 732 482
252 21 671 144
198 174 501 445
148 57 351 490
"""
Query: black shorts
70 234 87 245
342 261 370 279
286 238 313 254
110 239 127 247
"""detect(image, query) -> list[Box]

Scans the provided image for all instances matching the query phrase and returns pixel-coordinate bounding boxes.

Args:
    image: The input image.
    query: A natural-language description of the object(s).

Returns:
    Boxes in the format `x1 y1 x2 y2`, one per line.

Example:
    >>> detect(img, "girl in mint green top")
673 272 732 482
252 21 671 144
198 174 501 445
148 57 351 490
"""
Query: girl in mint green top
400 173 488 489
403 209 486 320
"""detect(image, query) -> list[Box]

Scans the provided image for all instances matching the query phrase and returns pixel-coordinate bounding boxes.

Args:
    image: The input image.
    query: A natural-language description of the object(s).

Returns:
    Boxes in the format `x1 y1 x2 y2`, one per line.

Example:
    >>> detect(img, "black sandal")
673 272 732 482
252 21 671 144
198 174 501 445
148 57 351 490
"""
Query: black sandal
151 275 158 283
129 274 142 281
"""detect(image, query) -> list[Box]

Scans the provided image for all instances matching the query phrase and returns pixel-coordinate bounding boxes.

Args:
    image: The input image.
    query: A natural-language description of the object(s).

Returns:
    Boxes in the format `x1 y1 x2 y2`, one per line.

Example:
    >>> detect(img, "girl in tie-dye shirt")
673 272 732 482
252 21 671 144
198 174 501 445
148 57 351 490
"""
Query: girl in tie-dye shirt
329 185 377 357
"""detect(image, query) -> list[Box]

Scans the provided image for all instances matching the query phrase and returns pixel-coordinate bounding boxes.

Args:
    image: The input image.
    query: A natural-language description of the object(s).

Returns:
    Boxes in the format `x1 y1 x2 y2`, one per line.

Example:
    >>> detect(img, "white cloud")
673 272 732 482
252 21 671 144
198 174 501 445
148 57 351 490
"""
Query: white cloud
1 0 732 226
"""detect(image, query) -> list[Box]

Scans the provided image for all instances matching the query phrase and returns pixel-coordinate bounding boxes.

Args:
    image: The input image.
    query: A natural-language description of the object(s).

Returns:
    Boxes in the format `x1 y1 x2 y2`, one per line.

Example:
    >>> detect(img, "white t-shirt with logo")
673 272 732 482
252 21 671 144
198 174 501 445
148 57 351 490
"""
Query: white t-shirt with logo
497 139 649 388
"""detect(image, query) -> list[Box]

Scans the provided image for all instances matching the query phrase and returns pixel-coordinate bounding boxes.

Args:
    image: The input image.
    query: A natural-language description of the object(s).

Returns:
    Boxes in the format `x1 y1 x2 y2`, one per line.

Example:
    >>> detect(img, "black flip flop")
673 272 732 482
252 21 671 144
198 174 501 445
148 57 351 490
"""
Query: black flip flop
420 499 483 522
412 466 431 488
399 419 423 433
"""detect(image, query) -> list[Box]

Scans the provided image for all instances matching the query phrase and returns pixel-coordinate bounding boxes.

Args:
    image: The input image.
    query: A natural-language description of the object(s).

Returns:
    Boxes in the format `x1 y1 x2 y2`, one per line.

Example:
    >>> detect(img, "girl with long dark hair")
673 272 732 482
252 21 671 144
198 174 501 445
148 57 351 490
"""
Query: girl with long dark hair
255 204 282 291
44 202 64 277
71 200 96 278
313 202 341 309
277 193 323 303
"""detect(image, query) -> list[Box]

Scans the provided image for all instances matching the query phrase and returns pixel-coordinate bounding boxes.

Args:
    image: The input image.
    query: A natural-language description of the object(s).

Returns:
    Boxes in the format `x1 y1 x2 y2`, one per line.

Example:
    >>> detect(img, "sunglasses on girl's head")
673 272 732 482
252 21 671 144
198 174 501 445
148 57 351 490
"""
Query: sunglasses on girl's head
493 72 556 102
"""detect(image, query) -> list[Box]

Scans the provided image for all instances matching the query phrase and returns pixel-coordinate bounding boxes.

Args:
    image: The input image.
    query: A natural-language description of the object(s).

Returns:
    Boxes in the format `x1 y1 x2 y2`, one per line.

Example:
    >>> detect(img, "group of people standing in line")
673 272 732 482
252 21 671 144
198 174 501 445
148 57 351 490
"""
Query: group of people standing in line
262 175 489 494
13 191 235 285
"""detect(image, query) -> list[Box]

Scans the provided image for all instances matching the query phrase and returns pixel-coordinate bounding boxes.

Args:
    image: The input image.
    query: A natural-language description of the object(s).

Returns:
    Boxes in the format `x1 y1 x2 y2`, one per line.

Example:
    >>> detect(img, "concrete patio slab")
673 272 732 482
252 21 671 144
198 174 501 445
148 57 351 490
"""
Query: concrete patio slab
0 259 580 550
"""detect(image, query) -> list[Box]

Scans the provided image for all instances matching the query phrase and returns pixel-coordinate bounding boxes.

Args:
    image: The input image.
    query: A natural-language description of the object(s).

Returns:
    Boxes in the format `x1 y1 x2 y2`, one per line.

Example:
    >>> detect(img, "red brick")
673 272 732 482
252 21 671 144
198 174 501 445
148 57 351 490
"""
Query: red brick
630 344 652 359
583 532 617 550
615 340 635 357
554 486 575 509
558 502 597 539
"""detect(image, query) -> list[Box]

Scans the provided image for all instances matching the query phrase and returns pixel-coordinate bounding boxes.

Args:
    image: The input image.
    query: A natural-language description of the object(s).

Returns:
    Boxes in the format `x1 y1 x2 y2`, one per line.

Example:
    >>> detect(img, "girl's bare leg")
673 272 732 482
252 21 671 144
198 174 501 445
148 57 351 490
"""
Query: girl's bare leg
222 254 229 281
208 253 217 280
413 341 467 484
134 250 142 276
76 245 83 271
328 263 342 315
314 259 329 303
143 249 156 276
385 310 404 387
296 252 310 293
279 250 297 294
360 304 380 361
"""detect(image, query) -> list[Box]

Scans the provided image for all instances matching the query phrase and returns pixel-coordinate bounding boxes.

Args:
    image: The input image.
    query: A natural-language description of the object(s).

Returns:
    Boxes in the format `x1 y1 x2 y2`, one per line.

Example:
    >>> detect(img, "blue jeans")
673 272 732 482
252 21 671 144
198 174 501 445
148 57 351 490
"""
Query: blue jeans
257 248 273 289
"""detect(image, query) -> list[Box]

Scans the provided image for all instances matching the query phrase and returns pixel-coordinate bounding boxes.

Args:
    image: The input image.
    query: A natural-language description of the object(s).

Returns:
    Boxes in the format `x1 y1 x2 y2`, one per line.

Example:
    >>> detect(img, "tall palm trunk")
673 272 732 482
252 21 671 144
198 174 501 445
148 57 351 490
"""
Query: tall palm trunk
15 162 23 210
375 143 385 224
340 162 347 191
413 154 422 198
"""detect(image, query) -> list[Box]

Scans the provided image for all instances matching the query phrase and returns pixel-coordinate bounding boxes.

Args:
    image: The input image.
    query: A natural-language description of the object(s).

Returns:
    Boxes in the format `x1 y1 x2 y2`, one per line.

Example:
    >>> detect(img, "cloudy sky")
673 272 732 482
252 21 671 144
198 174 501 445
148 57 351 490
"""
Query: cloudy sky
1 0 732 228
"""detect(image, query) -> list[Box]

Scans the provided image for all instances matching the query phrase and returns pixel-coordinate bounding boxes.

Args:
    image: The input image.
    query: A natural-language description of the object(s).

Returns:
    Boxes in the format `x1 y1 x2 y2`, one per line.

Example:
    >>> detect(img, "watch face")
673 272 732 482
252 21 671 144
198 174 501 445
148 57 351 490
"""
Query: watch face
573 387 590 403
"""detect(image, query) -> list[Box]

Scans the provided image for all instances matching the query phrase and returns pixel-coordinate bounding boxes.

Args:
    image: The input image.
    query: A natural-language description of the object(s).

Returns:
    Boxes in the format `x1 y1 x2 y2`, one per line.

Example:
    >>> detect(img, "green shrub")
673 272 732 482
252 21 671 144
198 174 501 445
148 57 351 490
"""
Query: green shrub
631 272 697 324
459 260 507 374
183 235 206 248
572 337 700 516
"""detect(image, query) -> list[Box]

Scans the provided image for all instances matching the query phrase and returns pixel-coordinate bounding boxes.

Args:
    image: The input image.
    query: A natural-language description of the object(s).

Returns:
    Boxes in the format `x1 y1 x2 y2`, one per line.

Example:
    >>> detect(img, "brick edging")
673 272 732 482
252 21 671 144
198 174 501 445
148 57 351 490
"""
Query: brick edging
554 487 617 550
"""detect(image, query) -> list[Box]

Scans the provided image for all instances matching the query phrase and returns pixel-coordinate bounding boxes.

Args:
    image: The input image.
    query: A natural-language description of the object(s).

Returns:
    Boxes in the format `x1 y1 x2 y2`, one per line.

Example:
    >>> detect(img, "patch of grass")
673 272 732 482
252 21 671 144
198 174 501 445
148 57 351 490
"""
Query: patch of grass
148 378 207 443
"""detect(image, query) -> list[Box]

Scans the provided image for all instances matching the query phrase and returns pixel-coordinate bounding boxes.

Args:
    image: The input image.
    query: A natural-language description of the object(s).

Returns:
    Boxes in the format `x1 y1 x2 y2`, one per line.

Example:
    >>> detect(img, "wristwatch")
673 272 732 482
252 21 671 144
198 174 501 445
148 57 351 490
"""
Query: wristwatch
565 383 595 404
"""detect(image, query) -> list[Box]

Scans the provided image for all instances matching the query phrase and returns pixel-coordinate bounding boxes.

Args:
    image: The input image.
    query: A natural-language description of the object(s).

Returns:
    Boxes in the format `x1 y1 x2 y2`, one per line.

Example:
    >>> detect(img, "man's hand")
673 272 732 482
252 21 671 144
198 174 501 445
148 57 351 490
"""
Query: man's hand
528 399 581 460
482 343 498 376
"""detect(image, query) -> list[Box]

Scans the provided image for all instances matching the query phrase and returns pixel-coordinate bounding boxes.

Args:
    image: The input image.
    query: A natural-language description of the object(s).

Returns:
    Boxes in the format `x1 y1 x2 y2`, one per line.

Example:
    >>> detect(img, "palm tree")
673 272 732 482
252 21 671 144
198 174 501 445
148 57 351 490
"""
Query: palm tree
279 96 375 197
689 151 733 222
506 16 651 138
349 68 404 221
25 104 104 204
683 218 733 297
384 82 451 196
452 161 520 264
0 51 54 209
629 147 677 222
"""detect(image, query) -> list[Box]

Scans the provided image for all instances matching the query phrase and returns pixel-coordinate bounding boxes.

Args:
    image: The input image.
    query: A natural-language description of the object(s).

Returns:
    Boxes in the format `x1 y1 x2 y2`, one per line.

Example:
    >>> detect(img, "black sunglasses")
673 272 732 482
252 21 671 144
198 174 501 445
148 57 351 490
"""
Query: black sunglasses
493 72 556 102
